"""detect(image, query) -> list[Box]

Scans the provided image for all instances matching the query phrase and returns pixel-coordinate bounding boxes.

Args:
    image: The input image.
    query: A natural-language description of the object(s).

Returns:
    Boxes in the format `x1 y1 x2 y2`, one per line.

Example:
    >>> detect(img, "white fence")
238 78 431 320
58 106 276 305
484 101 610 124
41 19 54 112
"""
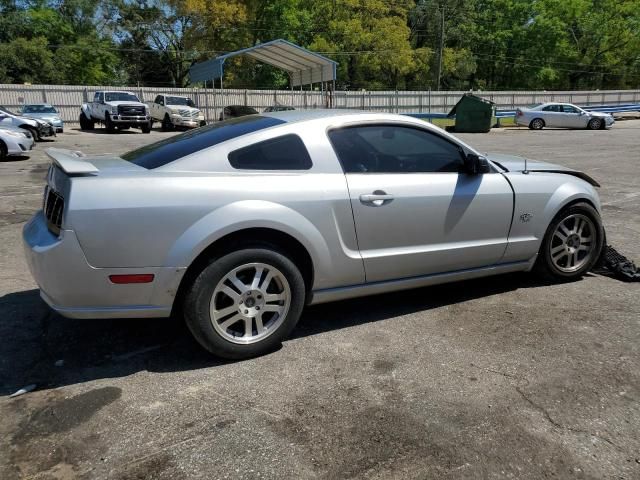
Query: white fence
1 84 639 124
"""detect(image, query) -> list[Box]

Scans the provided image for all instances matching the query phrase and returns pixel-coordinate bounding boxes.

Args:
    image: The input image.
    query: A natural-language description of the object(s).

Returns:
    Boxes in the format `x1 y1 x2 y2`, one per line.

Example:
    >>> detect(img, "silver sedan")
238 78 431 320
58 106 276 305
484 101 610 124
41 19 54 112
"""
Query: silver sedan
23 110 605 358
516 102 614 130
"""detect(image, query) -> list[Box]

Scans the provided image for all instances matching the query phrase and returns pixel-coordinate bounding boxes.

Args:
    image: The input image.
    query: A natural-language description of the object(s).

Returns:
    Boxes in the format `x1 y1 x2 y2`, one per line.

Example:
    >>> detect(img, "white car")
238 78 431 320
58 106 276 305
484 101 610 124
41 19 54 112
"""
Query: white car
0 106 56 141
150 94 206 130
516 102 614 130
0 127 35 160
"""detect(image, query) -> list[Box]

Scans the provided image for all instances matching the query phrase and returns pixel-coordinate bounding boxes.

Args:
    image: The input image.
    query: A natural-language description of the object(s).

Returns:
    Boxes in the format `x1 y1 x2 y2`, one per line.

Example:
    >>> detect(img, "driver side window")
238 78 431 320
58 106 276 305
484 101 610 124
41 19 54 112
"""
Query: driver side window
328 125 465 174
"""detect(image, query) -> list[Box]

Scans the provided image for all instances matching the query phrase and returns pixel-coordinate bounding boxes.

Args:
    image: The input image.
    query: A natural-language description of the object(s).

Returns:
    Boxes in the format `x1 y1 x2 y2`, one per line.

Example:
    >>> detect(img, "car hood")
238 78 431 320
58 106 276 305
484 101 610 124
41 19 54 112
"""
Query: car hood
106 101 146 107
166 104 200 111
587 111 613 118
486 153 600 187
24 113 60 121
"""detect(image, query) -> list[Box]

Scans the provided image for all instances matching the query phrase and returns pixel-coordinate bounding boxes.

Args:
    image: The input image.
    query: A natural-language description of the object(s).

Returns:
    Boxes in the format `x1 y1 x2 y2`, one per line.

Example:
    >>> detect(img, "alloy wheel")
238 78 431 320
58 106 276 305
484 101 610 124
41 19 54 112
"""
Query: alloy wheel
209 263 291 345
549 213 596 273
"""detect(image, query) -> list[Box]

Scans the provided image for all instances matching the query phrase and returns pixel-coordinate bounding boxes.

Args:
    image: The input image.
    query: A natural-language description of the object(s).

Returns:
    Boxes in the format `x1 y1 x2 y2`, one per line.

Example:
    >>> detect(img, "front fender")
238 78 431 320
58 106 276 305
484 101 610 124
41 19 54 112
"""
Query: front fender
164 200 333 282
501 173 601 264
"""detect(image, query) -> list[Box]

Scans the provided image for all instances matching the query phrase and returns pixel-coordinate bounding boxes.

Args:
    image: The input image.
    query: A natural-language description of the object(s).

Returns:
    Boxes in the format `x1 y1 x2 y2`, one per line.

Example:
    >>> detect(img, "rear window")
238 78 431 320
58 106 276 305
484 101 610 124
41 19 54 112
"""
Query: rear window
228 134 312 170
121 115 285 169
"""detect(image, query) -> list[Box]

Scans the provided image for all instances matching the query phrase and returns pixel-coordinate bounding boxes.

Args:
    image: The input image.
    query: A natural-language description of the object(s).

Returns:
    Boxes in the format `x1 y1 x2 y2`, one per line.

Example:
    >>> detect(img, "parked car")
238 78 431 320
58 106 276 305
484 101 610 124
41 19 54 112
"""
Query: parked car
150 94 206 130
516 102 614 130
19 104 64 133
263 105 295 112
0 126 35 160
219 105 258 121
80 91 151 133
0 106 55 141
23 111 604 359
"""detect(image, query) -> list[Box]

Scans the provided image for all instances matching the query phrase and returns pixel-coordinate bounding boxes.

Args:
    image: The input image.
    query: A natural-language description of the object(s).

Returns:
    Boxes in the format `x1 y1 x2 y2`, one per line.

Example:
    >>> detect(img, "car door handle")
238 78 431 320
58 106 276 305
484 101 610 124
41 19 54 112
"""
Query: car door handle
360 192 394 206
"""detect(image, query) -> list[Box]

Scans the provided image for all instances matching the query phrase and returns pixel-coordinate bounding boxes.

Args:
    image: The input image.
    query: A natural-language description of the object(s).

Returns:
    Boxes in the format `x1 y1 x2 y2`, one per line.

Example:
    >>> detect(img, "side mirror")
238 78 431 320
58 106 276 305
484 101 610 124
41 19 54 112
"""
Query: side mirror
464 153 491 174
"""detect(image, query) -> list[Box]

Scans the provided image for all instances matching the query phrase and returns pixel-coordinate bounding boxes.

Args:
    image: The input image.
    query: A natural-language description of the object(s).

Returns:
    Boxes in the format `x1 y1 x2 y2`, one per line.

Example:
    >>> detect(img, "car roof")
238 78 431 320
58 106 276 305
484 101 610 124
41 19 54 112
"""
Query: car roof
261 108 417 124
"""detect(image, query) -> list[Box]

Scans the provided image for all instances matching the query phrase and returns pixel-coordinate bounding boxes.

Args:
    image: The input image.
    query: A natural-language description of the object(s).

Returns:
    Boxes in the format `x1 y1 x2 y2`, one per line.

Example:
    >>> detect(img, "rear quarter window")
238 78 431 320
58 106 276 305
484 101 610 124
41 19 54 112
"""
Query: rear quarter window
121 116 285 169
228 134 312 170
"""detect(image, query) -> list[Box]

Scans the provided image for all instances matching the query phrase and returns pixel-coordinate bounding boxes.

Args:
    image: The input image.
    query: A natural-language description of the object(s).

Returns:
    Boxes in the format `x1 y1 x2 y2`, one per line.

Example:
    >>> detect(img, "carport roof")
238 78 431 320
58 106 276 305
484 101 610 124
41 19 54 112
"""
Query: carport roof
190 39 337 87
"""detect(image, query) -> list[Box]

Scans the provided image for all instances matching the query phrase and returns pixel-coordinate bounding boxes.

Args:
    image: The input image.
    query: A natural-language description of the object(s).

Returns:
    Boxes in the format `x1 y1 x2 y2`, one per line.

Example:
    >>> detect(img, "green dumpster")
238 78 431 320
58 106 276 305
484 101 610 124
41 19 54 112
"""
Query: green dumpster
447 93 495 133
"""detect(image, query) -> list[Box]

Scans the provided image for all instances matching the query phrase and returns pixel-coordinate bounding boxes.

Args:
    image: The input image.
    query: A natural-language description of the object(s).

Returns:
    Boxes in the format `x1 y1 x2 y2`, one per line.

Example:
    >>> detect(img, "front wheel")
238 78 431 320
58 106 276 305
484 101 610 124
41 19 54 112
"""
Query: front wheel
535 202 604 280
184 248 306 359
104 114 116 133
26 126 41 142
141 122 151 134
588 118 603 130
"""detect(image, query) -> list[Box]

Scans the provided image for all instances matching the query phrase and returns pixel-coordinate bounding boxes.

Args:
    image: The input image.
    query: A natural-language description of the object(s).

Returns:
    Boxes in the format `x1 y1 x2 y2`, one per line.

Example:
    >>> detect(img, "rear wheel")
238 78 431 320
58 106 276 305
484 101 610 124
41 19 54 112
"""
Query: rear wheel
529 118 544 130
535 202 604 280
588 118 603 130
0 140 7 161
79 112 94 130
184 248 306 359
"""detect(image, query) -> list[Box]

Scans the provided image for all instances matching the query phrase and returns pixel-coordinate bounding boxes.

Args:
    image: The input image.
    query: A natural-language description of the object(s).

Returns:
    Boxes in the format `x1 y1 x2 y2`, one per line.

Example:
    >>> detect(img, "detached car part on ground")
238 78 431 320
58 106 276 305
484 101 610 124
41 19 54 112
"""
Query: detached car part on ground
0 126 35 160
516 102 614 130
24 111 606 359
149 94 206 130
80 91 151 133
19 104 64 133
0 106 56 141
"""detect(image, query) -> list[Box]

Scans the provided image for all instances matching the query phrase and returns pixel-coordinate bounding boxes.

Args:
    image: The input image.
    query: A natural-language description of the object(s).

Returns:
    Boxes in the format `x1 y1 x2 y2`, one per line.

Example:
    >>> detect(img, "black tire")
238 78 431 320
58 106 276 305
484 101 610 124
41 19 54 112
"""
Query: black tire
535 202 604 281
184 248 306 359
529 118 545 130
588 118 603 130
79 112 94 130
0 140 7 161
25 126 41 142
141 122 151 134
161 114 174 131
105 113 116 133
199 120 207 127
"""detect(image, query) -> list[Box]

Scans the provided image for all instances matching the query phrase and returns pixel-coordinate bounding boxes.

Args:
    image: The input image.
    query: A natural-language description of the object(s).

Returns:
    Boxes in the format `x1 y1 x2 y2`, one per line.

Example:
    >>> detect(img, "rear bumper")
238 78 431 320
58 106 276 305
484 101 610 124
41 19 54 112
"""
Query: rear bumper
22 212 184 319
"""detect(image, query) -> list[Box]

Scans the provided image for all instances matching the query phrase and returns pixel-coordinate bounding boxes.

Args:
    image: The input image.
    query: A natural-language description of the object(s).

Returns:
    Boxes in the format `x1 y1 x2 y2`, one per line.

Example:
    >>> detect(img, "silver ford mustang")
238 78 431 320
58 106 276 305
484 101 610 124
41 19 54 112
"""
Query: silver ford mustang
23 110 604 358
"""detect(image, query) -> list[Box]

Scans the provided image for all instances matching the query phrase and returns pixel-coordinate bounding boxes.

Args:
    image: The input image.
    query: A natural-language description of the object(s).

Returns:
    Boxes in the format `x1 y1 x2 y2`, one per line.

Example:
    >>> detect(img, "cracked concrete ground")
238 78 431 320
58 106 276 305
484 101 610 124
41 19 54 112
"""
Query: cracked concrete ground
1 122 639 480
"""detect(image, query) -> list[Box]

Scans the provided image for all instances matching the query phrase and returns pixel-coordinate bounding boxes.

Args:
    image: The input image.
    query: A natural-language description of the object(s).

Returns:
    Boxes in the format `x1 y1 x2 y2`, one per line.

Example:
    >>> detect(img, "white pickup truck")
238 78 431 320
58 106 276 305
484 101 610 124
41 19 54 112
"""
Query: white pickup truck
149 94 206 130
80 91 151 133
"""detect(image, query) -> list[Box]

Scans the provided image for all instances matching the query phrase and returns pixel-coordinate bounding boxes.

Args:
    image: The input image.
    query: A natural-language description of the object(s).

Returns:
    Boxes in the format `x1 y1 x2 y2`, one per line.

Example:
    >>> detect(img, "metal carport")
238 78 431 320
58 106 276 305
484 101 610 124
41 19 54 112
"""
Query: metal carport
190 39 338 118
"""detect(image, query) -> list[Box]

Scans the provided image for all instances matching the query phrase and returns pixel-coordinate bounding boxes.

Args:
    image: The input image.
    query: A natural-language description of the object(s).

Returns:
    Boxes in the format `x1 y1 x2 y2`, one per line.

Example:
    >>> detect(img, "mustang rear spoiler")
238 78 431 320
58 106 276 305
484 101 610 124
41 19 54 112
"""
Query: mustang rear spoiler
46 148 99 175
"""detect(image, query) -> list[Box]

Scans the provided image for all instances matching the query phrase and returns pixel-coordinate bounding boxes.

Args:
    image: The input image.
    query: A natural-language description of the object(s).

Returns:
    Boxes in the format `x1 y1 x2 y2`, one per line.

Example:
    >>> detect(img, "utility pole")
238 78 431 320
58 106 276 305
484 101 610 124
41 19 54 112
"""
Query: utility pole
436 4 445 91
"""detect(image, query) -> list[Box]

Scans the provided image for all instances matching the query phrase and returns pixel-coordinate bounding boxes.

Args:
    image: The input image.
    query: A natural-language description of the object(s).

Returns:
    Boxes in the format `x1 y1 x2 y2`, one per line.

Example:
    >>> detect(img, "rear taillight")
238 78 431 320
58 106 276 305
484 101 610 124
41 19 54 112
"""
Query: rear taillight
516 110 523 117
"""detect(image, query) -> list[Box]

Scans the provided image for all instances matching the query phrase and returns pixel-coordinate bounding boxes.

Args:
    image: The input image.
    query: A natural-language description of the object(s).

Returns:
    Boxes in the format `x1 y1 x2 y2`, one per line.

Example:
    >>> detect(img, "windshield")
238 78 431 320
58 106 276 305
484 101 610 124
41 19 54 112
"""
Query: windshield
105 92 140 102
166 96 195 107
0 106 17 115
22 105 58 114
121 115 286 169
